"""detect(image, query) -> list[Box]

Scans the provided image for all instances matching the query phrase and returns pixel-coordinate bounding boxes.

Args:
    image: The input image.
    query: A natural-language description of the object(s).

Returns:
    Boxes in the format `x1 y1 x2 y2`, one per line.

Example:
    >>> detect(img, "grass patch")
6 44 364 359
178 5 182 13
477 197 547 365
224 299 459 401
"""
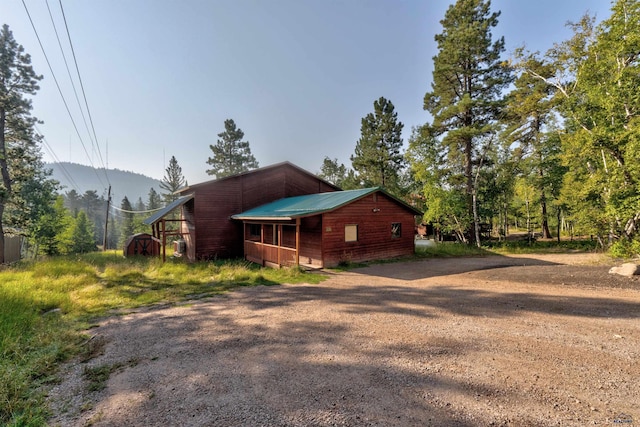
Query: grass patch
482 239 599 254
415 242 490 258
0 252 324 426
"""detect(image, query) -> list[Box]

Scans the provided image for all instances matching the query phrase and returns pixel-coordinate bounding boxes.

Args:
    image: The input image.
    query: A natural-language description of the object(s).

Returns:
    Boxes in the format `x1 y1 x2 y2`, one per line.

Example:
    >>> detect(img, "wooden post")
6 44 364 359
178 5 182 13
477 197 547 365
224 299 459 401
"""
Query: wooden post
295 218 300 266
103 185 111 251
277 224 282 267
260 223 264 266
161 219 166 262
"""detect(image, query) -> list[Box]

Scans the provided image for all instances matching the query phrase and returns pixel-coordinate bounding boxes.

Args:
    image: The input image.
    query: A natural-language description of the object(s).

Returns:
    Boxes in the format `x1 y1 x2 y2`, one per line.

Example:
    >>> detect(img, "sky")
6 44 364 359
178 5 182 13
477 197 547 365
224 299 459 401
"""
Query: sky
3 0 613 193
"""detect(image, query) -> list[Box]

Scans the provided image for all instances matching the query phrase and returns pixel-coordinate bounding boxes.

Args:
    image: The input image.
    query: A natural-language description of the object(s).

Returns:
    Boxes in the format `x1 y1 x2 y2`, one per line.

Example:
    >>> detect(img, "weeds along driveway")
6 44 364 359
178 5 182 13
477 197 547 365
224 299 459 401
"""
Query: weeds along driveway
49 254 640 426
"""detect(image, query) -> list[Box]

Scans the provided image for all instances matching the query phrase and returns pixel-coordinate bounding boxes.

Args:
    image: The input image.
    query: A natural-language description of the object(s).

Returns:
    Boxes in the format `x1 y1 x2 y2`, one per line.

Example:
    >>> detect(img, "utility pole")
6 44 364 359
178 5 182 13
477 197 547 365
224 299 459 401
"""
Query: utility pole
103 185 111 251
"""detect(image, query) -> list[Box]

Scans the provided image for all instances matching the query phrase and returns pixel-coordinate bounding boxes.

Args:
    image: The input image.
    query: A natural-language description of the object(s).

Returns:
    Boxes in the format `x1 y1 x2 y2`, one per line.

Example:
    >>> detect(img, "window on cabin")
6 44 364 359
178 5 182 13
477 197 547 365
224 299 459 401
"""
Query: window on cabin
345 224 358 242
391 222 401 238
249 224 261 240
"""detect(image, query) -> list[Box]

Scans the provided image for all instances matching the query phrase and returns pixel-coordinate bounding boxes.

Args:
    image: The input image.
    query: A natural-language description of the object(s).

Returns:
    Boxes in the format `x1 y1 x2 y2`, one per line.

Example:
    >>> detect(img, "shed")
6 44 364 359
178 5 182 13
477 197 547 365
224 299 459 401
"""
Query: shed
123 233 160 257
231 187 422 268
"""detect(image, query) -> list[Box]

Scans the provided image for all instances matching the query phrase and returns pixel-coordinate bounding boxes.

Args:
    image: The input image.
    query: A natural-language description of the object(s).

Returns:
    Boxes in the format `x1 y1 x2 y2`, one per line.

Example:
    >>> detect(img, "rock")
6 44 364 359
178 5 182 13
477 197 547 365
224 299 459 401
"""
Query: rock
608 263 640 277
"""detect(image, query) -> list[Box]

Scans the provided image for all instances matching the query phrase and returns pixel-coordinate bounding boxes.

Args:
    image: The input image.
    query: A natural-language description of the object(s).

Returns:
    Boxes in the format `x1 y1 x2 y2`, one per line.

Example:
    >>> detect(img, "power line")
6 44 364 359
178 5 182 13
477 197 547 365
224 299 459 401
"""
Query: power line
35 124 83 194
58 0 109 184
21 0 107 190
44 0 96 153
111 204 166 214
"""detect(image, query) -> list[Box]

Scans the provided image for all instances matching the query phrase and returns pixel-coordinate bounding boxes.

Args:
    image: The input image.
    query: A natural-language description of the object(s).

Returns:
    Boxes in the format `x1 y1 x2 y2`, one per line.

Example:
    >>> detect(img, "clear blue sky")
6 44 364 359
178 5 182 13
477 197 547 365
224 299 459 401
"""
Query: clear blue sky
4 0 612 190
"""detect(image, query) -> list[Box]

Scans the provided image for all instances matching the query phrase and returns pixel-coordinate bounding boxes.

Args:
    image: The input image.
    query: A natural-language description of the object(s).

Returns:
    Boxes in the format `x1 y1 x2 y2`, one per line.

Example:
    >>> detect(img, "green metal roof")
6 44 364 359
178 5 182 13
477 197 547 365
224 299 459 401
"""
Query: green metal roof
231 187 421 220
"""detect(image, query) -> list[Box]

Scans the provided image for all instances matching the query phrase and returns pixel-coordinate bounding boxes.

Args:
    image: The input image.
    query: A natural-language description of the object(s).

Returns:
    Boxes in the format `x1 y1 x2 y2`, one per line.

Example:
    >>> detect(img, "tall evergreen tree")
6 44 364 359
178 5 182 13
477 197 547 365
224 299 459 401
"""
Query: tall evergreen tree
420 0 512 245
160 155 187 203
119 196 134 245
206 119 258 178
147 187 162 210
0 24 45 262
351 97 405 193
70 210 96 253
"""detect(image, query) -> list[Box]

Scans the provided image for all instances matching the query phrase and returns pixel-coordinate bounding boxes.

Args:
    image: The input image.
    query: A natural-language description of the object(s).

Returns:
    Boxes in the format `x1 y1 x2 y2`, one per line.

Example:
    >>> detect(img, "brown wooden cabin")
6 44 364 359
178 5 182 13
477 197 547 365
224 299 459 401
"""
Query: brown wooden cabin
144 162 339 262
232 187 422 268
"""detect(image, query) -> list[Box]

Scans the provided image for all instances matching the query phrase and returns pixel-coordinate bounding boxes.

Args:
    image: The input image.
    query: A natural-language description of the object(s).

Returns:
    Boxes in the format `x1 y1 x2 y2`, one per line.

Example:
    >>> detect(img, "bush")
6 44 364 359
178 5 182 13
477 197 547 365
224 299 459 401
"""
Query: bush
609 239 640 259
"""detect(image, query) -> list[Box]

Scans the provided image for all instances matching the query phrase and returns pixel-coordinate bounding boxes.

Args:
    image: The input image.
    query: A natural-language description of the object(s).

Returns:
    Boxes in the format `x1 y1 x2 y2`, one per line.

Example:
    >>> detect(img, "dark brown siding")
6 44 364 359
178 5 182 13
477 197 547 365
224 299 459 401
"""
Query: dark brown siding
322 192 416 267
189 163 337 260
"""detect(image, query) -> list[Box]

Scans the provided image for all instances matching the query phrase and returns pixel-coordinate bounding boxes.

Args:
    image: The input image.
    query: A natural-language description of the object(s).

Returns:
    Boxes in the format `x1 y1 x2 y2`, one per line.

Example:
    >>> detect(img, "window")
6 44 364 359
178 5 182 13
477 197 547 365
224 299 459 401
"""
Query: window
345 224 358 242
249 224 261 239
391 222 401 238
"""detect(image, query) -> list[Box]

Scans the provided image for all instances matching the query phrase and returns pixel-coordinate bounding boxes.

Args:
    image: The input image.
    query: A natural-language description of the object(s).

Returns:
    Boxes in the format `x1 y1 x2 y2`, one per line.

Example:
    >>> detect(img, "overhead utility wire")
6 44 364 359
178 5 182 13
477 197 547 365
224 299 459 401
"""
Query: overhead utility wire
111 204 166 214
58 0 109 184
22 0 107 190
35 124 82 193
44 1 97 154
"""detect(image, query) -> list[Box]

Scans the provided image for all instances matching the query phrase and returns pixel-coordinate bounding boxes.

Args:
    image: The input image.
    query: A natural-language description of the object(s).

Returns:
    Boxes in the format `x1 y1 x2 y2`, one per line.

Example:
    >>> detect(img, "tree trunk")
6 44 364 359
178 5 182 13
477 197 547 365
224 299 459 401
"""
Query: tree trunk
473 192 481 248
540 190 552 239
0 108 9 264
556 207 561 243
465 136 475 245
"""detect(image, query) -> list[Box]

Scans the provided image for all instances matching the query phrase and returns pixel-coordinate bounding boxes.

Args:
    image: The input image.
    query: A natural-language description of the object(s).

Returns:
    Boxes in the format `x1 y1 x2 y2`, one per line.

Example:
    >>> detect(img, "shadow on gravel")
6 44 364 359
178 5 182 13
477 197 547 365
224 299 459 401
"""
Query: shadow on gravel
241 281 640 320
77 305 492 426
345 255 559 281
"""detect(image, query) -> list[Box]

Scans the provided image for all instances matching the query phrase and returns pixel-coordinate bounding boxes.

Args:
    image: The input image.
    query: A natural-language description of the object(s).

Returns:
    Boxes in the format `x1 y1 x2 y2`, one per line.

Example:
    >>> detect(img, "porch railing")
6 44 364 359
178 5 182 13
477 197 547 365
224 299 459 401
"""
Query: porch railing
244 240 297 267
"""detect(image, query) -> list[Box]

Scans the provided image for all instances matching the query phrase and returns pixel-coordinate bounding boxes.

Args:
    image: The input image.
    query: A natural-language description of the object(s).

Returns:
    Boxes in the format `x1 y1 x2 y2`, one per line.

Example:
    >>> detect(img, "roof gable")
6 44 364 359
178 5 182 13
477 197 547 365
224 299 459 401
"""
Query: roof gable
176 161 340 193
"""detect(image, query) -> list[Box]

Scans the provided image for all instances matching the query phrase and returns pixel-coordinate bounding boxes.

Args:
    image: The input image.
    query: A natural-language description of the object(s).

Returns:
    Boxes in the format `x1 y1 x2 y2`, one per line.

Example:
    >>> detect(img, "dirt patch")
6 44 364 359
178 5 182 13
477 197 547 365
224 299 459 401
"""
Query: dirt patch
48 253 640 426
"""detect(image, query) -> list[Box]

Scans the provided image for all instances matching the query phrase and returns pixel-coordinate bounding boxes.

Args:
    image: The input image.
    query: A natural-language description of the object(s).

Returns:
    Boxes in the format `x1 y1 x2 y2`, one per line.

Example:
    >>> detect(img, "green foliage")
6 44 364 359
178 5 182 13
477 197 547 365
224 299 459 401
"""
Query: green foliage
0 24 59 263
318 156 348 188
609 238 640 259
415 242 488 258
70 211 97 254
351 97 405 194
119 196 135 246
530 0 640 243
159 155 187 204
483 239 599 254
206 119 259 178
416 0 513 244
0 253 324 424
35 196 72 256
146 187 162 210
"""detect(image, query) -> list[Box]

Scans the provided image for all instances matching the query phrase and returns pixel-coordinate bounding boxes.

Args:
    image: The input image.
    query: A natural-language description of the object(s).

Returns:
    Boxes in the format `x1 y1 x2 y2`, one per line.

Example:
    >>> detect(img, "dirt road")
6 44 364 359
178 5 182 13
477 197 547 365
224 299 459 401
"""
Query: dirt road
49 253 640 426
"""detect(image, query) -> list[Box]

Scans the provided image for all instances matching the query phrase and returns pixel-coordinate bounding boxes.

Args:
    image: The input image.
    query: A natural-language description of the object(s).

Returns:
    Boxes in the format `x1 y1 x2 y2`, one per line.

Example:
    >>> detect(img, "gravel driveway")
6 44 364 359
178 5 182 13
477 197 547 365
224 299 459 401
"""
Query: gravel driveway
48 253 640 426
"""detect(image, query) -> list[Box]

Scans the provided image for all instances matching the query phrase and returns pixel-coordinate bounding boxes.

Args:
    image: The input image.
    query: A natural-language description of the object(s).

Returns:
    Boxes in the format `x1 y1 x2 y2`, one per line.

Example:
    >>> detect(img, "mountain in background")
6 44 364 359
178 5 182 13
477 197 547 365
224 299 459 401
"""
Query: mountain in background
47 162 162 203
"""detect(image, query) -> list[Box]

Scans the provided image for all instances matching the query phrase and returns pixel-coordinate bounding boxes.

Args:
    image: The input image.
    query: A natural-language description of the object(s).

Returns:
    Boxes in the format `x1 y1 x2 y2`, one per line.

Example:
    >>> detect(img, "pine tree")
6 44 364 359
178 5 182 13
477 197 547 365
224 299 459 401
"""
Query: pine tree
147 187 162 210
351 97 404 193
70 210 96 253
0 24 45 262
119 196 134 245
420 0 512 245
160 155 187 204
318 157 347 187
206 119 259 178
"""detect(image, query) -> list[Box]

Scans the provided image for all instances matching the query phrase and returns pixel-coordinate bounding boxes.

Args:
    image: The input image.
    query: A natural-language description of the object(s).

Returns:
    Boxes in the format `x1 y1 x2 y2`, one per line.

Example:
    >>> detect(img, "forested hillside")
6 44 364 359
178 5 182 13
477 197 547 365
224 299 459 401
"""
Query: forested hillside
47 162 161 202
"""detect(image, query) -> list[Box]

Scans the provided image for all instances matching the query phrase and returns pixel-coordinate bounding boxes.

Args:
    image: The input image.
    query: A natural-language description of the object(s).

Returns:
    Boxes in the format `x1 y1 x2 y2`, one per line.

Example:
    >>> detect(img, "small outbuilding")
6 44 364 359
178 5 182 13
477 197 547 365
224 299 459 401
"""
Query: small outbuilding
123 233 160 257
